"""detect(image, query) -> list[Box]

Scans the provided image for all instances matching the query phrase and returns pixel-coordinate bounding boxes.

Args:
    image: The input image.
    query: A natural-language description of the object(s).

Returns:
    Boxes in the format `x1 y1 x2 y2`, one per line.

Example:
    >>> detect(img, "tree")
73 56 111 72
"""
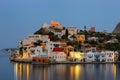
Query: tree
33 40 42 46
70 34 76 38
65 29 68 39
48 31 54 35
61 35 66 39
50 35 60 41
89 40 98 46
34 28 44 34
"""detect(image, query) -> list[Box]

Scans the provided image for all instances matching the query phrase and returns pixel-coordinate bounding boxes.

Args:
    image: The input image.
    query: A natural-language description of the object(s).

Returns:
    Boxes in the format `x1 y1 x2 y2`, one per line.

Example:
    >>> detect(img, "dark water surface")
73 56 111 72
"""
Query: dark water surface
0 53 120 80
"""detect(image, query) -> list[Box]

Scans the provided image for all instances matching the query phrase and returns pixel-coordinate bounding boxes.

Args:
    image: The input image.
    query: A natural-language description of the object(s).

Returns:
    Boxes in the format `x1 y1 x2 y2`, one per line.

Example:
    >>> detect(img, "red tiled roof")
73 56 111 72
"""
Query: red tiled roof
53 47 63 52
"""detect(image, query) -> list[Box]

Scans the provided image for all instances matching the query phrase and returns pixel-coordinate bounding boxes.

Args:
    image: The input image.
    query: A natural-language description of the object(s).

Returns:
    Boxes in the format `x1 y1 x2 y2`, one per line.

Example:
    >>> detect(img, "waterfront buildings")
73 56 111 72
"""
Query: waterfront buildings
100 51 118 62
64 45 74 58
14 20 119 63
70 52 84 62
51 47 66 62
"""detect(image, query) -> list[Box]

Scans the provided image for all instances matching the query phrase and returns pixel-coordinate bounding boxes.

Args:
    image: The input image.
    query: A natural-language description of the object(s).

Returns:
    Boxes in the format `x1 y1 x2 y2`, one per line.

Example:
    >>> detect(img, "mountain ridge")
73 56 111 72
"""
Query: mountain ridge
113 22 120 34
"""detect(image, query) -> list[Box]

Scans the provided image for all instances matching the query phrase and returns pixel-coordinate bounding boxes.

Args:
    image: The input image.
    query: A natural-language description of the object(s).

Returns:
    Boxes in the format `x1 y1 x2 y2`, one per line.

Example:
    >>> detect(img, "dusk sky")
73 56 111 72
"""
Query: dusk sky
0 0 120 49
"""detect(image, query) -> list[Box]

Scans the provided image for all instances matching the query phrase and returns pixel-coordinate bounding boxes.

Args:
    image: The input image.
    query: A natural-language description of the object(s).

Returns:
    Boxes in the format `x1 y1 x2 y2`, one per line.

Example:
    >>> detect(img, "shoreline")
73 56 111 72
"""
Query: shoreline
10 60 120 64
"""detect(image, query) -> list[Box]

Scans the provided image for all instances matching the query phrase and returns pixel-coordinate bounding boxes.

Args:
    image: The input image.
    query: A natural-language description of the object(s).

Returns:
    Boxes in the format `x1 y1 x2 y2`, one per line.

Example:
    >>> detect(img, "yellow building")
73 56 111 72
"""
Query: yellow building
70 52 84 62
77 35 85 43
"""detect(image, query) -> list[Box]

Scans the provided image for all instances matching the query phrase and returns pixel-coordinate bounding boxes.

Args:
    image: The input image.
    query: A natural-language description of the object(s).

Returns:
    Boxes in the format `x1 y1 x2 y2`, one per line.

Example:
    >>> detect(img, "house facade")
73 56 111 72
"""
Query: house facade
32 46 48 63
70 52 84 62
104 51 115 62
85 51 94 62
67 27 77 38
51 47 66 62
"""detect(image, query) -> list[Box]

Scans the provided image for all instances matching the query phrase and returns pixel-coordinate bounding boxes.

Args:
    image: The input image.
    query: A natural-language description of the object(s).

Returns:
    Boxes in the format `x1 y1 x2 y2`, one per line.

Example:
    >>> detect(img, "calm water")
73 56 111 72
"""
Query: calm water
0 53 120 80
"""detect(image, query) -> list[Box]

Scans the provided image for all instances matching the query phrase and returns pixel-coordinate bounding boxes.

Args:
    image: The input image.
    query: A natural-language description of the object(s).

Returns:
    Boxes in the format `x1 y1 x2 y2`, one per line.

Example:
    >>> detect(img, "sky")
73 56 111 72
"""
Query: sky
0 0 120 49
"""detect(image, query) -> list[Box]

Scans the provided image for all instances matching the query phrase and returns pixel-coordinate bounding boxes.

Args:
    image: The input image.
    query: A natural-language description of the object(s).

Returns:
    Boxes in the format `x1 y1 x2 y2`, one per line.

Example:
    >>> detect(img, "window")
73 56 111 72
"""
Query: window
109 54 112 57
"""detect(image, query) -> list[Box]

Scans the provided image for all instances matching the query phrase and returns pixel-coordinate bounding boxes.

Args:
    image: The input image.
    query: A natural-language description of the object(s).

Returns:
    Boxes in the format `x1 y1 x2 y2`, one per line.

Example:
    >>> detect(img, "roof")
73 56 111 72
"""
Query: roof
50 20 61 27
53 47 63 52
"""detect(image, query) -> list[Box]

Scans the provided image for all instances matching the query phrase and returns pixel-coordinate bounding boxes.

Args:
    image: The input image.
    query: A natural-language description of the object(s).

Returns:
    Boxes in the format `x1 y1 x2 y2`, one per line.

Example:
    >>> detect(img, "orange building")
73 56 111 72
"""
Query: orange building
64 45 74 58
90 27 95 32
77 35 85 43
33 57 49 63
50 20 63 29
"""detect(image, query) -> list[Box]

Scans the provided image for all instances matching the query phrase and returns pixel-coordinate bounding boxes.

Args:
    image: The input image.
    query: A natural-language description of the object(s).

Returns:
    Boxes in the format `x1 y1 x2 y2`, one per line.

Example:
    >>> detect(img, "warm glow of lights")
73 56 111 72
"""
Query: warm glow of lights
22 53 29 58
70 52 84 60
112 54 115 59
27 64 30 80
75 65 81 80
43 67 46 80
70 52 75 58
14 63 18 80
113 64 116 80
41 45 46 49
14 63 32 80
70 66 74 78
20 63 23 79
70 65 82 80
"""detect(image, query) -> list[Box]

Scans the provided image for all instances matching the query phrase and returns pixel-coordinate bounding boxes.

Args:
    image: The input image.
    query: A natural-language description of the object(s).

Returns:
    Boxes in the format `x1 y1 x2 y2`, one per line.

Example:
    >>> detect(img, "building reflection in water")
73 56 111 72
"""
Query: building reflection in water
14 63 31 80
14 63 117 80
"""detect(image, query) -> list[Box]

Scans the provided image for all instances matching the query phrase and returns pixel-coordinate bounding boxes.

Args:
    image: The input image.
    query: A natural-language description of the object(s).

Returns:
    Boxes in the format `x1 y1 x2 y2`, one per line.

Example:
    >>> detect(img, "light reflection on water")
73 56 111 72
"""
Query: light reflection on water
13 63 120 80
1 53 120 80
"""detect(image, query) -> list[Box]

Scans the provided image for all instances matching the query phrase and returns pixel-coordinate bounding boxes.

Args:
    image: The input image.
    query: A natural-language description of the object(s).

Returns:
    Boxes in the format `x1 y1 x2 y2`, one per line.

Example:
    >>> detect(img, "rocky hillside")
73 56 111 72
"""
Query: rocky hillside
113 22 120 34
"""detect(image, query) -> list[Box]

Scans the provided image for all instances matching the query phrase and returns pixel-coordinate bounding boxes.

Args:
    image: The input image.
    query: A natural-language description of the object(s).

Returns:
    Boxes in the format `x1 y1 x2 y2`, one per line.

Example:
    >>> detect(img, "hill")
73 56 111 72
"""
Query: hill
113 22 120 34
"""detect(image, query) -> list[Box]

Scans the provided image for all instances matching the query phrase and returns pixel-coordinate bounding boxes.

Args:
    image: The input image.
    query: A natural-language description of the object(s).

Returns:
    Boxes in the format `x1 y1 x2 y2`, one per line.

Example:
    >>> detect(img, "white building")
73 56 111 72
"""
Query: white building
100 51 106 62
19 35 49 47
51 47 66 62
100 50 118 62
85 51 94 62
53 30 62 38
104 51 115 62
31 46 47 58
67 27 77 39
41 23 49 29
46 40 66 57
28 34 49 42
67 27 77 36
21 38 35 47
85 51 101 62
88 37 99 42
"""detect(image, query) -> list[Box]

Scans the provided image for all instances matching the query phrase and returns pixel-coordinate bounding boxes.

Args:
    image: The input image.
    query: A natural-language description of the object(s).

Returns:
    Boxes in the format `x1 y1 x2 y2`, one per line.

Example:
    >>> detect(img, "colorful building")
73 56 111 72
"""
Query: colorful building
70 52 84 62
32 46 48 63
50 20 63 29
90 27 95 32
64 45 74 58
67 27 77 37
51 47 66 62
77 35 85 43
